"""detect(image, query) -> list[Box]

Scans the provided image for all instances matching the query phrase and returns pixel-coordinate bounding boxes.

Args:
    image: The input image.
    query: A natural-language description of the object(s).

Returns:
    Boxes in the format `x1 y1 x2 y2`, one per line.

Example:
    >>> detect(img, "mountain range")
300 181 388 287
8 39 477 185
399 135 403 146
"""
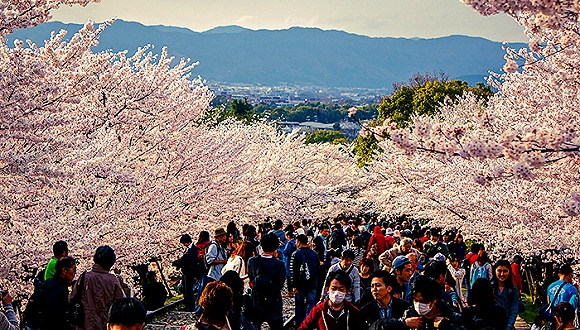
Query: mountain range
7 20 526 89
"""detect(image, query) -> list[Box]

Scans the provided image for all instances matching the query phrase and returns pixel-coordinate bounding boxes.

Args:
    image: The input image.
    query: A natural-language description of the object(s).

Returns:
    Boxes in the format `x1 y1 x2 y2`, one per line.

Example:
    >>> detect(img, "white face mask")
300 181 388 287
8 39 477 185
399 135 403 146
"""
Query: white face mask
414 301 432 316
328 290 346 305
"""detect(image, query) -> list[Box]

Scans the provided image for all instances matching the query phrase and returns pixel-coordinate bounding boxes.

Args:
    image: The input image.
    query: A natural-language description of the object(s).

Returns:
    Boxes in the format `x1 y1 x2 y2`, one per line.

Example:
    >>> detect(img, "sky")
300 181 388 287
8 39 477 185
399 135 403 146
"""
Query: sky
51 0 528 42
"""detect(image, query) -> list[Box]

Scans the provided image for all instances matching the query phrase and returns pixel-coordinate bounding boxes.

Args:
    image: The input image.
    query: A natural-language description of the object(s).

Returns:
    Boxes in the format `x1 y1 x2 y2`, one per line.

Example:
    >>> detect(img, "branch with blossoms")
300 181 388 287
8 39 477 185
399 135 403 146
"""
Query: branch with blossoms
0 0 100 40
349 105 580 177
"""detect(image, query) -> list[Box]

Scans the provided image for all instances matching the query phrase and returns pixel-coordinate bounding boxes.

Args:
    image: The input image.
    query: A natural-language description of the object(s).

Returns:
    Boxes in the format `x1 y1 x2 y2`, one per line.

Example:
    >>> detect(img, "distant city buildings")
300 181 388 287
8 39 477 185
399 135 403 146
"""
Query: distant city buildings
209 82 386 106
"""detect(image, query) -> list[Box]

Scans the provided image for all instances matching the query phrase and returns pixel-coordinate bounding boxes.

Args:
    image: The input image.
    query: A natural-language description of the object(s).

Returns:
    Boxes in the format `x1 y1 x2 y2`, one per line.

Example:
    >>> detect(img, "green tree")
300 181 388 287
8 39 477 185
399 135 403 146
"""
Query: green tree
202 98 261 125
379 80 491 128
352 133 382 167
353 74 494 166
304 130 346 145
260 102 378 124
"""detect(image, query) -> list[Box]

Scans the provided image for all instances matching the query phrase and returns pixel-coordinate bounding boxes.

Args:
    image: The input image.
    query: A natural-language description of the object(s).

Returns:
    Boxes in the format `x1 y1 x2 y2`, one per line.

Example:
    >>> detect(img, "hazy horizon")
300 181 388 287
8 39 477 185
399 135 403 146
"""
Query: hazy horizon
51 0 528 43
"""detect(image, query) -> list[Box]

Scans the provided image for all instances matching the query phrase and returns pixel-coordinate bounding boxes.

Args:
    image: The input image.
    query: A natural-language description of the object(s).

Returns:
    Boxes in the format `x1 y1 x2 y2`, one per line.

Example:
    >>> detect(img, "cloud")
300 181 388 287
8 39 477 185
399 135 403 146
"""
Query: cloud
236 15 255 24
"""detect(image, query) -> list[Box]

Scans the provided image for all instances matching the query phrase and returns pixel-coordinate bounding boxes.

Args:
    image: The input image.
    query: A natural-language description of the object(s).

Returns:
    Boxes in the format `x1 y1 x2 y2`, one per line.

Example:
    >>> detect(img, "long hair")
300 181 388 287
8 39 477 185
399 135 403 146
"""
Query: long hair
492 259 514 289
197 231 210 245
468 278 496 314
231 241 255 263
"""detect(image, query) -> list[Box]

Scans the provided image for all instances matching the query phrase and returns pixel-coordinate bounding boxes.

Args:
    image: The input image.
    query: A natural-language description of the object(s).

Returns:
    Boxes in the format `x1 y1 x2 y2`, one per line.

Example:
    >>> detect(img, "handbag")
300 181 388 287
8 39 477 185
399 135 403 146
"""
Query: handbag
67 271 86 326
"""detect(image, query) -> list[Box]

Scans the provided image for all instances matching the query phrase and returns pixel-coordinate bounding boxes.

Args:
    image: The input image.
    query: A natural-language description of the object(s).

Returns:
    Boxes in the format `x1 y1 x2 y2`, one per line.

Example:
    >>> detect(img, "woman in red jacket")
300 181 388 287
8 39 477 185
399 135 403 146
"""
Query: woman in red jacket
368 226 388 255
298 270 361 330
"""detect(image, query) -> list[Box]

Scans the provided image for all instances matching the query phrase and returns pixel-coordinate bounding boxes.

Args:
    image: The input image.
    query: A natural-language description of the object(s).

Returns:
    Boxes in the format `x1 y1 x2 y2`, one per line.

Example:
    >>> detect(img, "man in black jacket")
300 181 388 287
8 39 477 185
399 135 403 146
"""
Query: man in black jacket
38 256 77 330
173 234 198 311
312 224 330 298
291 234 320 325
247 233 286 330
361 270 410 328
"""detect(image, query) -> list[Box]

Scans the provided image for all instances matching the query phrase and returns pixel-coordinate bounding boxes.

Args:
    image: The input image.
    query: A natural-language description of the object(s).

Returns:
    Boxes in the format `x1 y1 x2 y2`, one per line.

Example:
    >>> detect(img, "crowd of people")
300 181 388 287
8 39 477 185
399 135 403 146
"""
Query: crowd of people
1 216 579 330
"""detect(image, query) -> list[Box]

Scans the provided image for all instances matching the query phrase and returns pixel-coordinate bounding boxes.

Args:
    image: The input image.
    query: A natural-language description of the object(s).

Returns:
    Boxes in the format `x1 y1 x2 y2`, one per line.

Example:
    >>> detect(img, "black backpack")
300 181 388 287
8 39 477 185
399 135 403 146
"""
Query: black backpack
294 249 318 290
23 273 47 328
251 257 281 311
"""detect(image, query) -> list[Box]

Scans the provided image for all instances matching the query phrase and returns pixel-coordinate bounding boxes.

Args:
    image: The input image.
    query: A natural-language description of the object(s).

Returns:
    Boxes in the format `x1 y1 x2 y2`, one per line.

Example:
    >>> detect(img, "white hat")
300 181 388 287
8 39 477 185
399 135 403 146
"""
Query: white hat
385 228 394 235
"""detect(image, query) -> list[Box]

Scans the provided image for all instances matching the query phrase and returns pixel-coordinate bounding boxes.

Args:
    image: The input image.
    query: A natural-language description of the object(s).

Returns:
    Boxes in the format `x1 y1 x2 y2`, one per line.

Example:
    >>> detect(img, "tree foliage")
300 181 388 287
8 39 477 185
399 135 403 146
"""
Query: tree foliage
353 74 494 165
262 102 378 123
202 98 261 125
379 80 493 128
304 130 346 145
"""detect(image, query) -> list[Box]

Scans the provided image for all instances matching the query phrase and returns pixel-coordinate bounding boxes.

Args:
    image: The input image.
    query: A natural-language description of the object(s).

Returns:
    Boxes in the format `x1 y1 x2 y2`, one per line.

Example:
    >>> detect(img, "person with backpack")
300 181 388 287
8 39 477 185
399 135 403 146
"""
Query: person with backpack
470 250 492 289
291 234 320 324
463 243 482 299
221 241 255 287
173 234 199 311
328 223 347 254
247 233 286 330
34 257 77 330
195 231 211 279
70 245 124 330
270 219 287 260
205 228 228 282
313 224 331 299
545 264 580 330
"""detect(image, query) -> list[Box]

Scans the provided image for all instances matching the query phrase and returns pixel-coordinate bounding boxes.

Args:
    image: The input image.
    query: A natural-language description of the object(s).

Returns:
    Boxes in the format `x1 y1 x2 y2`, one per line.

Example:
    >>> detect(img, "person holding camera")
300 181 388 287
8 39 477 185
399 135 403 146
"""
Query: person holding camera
173 234 198 312
0 289 19 330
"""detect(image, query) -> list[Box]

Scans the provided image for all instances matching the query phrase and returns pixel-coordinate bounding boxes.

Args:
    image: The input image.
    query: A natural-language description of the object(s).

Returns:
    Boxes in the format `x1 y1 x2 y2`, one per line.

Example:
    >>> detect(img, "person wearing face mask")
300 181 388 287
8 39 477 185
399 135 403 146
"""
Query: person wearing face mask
324 250 360 304
297 270 361 330
402 276 463 330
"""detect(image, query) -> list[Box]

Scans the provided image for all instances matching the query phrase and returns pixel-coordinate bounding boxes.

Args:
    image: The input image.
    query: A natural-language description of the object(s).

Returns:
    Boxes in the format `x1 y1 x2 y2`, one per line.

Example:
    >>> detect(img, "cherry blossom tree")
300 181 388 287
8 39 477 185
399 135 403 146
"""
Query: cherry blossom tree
0 1 369 295
352 0 580 263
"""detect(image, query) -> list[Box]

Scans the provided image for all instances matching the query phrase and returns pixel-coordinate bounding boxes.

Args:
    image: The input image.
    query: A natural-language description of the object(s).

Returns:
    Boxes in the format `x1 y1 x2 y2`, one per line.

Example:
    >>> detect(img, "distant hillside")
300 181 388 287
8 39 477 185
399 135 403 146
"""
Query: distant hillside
6 20 526 88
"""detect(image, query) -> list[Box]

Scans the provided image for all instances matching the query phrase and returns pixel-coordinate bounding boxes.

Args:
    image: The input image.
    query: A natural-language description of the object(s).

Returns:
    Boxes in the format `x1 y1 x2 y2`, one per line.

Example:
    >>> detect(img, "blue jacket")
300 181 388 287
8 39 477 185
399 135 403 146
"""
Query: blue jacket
494 285 519 330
